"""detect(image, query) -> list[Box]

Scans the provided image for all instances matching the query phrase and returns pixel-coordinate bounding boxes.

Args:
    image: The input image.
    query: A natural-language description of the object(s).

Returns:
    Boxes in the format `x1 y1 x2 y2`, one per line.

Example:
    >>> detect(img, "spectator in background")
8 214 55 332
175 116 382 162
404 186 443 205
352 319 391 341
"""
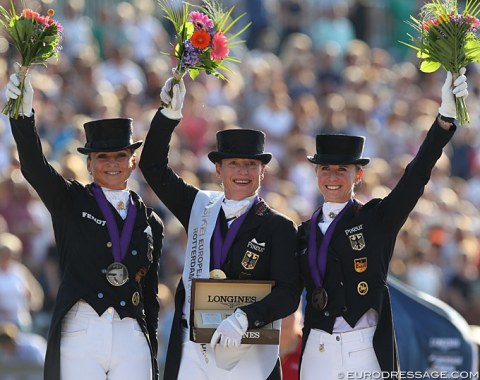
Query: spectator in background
405 248 444 298
306 2 356 56
0 179 43 271
0 321 46 380
57 0 96 61
0 232 44 332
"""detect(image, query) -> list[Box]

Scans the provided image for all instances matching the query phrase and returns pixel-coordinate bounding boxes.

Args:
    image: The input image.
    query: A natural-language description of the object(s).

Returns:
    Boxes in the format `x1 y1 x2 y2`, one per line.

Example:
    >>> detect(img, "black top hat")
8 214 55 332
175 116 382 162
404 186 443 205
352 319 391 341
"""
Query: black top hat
307 134 370 166
77 118 143 155
208 129 272 164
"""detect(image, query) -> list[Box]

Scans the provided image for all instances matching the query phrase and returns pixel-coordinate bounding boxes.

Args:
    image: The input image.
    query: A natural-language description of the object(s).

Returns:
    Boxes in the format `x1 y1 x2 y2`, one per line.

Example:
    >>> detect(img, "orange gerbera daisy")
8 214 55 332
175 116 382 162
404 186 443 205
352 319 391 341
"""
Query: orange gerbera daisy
190 30 211 49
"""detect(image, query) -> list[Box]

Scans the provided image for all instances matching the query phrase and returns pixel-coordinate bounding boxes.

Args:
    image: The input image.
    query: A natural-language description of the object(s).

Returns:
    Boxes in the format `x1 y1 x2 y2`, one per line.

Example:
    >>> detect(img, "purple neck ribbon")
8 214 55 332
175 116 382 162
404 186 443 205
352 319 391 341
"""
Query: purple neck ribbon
308 200 353 288
91 184 137 262
212 196 259 269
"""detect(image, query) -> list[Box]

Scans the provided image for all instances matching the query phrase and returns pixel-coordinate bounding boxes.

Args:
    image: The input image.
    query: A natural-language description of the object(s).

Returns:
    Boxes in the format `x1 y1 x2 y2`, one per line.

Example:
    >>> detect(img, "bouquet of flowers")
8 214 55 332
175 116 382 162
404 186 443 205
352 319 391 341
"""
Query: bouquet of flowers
0 0 63 118
158 0 250 88
401 0 480 125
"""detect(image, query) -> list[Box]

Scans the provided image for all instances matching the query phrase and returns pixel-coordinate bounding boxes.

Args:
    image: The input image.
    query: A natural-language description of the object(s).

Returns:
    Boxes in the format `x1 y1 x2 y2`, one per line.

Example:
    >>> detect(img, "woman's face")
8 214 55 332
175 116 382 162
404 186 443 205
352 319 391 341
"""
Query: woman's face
87 150 136 190
216 158 265 200
315 164 363 203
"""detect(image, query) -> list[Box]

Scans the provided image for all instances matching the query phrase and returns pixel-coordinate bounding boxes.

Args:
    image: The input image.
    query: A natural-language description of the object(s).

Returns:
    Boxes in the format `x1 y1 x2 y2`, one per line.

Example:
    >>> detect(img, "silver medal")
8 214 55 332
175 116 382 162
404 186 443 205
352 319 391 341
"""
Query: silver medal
106 262 129 286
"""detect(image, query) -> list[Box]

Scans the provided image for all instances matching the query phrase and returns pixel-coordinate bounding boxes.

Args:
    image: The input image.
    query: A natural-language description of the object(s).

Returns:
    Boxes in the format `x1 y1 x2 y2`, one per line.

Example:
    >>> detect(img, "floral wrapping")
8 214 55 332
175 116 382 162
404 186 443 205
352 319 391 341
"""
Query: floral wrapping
401 0 480 125
158 0 250 90
0 1 63 119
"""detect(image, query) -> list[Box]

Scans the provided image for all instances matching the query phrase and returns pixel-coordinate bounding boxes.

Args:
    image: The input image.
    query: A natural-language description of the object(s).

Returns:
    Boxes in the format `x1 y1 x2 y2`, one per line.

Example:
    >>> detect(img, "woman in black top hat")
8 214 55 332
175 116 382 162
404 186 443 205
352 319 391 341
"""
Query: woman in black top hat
139 76 300 379
5 72 163 380
297 70 468 379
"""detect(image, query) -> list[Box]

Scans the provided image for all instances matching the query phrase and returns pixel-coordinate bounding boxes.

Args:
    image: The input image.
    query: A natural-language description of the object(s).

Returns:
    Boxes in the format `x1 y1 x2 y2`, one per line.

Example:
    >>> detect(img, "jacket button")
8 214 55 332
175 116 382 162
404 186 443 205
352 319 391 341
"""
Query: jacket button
131 250 138 256
107 242 112 248
340 281 344 286
342 306 348 312
97 293 104 299
324 311 330 317
120 301 126 306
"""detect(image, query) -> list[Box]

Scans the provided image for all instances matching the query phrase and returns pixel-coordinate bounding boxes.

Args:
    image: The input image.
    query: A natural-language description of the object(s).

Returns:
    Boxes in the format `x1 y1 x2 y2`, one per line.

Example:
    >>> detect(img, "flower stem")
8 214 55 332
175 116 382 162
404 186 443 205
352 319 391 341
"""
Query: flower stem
453 72 469 126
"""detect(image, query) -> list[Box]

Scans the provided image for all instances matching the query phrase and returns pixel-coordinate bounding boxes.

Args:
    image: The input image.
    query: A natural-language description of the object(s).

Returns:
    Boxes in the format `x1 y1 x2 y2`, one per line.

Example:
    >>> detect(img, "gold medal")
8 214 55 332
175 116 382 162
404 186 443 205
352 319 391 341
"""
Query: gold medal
209 269 227 279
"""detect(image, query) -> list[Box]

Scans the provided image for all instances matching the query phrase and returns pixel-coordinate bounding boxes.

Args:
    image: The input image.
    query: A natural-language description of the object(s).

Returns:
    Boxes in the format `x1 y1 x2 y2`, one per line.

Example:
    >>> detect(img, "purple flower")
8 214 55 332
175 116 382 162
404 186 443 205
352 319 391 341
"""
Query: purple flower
181 40 201 69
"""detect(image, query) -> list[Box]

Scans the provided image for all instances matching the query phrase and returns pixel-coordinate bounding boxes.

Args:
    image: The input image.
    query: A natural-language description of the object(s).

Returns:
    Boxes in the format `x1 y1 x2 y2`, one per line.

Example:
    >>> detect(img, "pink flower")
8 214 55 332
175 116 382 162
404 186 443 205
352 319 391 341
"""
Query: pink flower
210 32 229 62
190 11 213 30
22 9 40 20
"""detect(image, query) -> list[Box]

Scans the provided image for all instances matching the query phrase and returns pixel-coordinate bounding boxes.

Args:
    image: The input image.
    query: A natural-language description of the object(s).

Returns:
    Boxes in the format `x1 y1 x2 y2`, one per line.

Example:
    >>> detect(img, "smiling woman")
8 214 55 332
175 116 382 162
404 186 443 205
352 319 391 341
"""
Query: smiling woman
315 164 363 203
5 73 164 380
297 69 469 379
139 74 301 380
87 150 136 190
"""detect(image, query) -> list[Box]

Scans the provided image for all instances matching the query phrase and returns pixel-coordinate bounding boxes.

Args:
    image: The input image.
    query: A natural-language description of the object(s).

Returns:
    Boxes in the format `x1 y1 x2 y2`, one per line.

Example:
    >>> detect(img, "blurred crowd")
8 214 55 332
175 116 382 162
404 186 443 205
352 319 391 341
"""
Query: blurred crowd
1 0 480 377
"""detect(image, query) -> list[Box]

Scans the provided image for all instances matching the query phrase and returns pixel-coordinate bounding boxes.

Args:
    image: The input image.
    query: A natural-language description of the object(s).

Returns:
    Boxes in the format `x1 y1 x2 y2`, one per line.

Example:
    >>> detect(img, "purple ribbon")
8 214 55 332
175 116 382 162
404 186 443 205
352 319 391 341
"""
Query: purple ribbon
212 197 259 269
91 184 137 262
308 200 353 287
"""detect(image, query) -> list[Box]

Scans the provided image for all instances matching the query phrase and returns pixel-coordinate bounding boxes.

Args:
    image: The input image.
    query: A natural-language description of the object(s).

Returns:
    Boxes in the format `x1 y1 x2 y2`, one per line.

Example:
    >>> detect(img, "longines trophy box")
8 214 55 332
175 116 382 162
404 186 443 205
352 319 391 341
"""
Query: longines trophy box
190 279 279 344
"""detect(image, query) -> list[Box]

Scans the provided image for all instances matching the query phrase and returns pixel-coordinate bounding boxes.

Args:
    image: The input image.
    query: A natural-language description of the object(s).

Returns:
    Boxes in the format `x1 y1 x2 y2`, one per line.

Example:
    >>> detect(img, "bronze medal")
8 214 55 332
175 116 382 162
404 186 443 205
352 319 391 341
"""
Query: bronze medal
106 262 129 286
312 287 328 310
209 269 227 279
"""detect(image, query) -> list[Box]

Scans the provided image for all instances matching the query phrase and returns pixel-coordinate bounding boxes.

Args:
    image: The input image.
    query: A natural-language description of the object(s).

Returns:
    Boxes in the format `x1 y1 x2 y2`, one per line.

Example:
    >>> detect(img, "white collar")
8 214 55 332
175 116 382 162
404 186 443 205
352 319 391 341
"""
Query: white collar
102 187 130 217
322 201 348 221
222 194 257 220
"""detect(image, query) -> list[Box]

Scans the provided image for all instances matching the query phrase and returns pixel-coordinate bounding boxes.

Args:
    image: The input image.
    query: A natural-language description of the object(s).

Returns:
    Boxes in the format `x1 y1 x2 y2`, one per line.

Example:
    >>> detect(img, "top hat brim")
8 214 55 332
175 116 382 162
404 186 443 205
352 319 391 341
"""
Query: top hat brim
208 152 272 164
307 155 370 166
77 141 143 155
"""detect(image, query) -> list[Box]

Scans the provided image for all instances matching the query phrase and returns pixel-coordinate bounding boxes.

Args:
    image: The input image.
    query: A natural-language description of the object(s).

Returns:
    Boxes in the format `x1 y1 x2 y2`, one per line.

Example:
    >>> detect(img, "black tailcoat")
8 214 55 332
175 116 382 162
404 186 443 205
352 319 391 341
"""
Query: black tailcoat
10 115 163 380
139 110 301 380
298 120 455 374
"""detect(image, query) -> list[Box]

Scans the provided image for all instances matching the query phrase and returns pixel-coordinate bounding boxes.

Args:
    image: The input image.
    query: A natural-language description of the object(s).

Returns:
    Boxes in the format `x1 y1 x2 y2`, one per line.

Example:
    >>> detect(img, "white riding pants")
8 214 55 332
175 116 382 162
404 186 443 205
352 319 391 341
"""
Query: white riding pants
60 301 152 380
300 326 381 380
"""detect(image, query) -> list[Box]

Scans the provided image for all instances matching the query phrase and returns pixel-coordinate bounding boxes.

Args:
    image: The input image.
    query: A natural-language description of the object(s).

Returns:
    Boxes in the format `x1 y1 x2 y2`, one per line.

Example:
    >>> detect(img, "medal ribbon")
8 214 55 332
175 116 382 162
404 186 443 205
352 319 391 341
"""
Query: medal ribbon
91 184 137 262
212 197 259 269
308 200 353 287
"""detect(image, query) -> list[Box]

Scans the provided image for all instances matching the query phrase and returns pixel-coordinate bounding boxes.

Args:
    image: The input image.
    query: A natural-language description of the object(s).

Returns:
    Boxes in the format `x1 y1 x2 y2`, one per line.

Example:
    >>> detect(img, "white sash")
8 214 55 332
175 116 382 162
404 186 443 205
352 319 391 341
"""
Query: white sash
182 190 224 325
181 190 280 378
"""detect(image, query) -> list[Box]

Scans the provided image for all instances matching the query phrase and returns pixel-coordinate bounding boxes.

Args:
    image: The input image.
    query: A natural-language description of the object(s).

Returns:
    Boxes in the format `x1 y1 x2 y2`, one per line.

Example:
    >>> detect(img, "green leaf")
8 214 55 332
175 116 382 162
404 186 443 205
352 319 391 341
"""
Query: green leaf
420 60 441 72
189 68 200 80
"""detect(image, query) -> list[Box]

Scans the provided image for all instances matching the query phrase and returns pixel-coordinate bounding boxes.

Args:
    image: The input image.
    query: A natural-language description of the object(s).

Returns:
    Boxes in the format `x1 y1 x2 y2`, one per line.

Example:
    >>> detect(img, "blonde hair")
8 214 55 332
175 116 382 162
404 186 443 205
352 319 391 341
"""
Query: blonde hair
0 232 23 260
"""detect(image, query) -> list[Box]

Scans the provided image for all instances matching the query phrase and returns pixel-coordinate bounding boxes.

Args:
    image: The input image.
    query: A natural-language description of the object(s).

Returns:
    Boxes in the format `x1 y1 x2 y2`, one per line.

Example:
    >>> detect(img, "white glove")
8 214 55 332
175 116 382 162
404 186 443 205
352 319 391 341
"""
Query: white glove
5 73 33 117
210 309 248 349
160 76 186 120
438 67 468 119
